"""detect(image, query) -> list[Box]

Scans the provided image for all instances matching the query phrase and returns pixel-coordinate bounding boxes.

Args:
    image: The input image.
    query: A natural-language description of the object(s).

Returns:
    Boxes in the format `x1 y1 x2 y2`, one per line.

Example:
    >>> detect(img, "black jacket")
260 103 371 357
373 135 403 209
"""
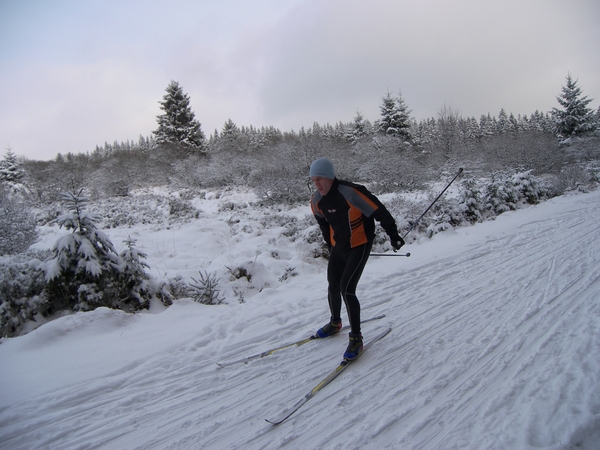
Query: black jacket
311 178 399 249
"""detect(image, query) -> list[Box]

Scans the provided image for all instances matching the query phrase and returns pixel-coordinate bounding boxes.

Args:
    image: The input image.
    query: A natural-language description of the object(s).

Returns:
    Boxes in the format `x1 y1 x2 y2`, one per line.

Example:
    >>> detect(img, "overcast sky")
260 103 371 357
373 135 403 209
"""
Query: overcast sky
1 0 599 161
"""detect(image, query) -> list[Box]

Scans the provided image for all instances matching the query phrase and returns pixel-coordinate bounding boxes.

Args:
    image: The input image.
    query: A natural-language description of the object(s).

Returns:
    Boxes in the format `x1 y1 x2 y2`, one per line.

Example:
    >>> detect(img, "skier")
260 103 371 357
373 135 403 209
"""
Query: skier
309 157 404 360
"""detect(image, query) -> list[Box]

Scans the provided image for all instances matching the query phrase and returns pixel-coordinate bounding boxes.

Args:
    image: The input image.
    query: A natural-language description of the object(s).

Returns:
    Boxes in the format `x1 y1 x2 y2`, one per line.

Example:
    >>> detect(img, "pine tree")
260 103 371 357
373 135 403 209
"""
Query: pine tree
154 81 206 151
394 91 412 141
458 177 484 223
346 110 370 143
0 186 38 255
497 108 509 133
376 92 396 136
218 118 243 151
530 110 551 132
45 190 120 307
376 90 412 141
43 190 166 314
508 113 519 132
551 74 596 137
221 118 239 140
466 117 481 140
479 113 495 137
118 237 153 308
0 147 25 185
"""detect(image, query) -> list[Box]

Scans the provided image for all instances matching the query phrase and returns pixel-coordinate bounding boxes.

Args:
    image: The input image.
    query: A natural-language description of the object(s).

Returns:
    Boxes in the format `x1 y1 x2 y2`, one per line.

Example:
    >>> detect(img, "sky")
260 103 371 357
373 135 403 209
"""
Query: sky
1 0 599 161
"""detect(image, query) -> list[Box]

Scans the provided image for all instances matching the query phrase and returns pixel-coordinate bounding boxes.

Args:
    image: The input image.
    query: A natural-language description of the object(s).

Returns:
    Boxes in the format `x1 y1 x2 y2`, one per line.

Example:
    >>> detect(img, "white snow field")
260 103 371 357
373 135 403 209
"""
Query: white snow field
1 189 599 449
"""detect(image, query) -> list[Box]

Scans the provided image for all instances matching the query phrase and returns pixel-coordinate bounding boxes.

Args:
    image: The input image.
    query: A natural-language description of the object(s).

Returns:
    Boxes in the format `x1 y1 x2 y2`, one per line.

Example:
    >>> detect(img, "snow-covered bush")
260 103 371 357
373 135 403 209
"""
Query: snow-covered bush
92 191 201 228
375 171 554 243
422 197 467 238
484 175 520 215
0 252 49 337
250 166 308 204
483 170 549 216
94 194 178 228
457 177 485 224
511 170 548 204
550 163 599 194
189 271 224 305
452 171 551 224
168 198 200 219
589 162 600 185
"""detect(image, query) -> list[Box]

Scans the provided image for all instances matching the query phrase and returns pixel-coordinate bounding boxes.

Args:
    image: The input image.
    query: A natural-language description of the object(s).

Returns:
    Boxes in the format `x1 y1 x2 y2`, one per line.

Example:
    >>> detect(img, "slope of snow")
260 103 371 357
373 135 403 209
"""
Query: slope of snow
1 190 599 449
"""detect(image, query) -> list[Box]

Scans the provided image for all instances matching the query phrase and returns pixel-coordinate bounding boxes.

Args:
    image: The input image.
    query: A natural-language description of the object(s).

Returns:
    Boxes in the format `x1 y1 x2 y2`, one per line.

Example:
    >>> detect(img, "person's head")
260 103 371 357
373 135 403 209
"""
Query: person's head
310 157 335 195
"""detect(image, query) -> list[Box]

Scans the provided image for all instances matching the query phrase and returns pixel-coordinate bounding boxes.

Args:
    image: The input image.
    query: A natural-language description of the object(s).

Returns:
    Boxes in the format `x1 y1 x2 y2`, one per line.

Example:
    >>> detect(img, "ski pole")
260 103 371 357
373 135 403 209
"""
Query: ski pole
370 167 463 258
401 167 463 240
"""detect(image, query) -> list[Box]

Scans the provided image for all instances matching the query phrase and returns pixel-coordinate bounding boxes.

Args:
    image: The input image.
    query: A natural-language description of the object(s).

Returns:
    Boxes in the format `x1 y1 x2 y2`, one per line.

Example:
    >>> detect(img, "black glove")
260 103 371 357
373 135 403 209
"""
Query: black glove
390 234 405 251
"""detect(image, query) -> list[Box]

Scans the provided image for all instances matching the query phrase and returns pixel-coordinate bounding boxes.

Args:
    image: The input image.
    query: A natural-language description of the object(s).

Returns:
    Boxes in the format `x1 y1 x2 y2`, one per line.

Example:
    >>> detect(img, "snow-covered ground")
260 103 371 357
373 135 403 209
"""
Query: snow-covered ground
1 188 599 449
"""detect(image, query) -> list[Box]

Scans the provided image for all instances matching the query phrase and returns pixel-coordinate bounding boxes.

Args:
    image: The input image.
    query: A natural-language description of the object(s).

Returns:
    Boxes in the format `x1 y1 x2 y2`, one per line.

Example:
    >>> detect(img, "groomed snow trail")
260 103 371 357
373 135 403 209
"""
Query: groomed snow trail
1 190 599 449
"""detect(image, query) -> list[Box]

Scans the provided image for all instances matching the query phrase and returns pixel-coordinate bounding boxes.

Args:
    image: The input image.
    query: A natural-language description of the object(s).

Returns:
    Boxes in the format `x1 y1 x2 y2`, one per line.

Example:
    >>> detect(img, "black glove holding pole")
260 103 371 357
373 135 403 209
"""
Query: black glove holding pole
389 233 405 251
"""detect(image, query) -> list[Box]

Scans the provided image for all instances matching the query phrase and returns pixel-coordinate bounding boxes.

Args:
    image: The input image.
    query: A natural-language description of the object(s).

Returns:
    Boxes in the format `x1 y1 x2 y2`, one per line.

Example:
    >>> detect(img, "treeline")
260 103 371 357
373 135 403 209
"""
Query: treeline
17 110 569 205
11 74 600 205
52 106 557 162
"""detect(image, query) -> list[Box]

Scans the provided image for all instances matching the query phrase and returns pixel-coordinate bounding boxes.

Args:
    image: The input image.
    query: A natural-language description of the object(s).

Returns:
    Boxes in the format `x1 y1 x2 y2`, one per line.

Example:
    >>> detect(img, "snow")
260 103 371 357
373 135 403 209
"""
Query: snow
1 189 600 449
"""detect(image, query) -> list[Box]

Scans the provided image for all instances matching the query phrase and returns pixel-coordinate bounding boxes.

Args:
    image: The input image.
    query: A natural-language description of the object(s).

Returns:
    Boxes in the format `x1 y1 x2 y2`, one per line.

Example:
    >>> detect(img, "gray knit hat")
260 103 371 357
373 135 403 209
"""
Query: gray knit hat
309 158 335 179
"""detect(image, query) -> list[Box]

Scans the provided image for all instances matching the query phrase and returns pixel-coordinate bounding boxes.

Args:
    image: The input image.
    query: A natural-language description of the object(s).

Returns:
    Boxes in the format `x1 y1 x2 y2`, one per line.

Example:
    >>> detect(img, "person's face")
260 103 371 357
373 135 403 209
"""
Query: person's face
311 176 334 195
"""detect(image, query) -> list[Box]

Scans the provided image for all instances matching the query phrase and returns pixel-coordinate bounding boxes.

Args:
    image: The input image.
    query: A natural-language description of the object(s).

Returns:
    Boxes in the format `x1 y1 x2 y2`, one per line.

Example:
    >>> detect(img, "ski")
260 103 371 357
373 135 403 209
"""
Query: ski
216 314 385 368
265 327 392 425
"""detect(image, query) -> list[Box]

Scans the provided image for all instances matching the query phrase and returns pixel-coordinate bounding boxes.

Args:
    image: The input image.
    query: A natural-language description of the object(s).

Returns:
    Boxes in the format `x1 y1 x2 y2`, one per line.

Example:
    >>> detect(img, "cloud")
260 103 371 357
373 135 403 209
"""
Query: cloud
252 0 600 127
1 60 162 157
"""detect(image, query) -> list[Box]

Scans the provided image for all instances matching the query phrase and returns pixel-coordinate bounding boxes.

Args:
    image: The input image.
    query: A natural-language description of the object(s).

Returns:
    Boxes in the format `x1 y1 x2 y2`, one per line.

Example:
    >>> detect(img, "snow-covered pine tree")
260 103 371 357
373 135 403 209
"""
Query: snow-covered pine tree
0 186 38 255
221 118 240 142
44 189 157 313
0 149 36 255
376 90 412 141
117 237 153 310
461 117 479 142
346 110 370 144
551 74 596 137
394 91 412 141
496 108 509 134
517 114 529 132
0 147 26 189
45 189 120 311
214 118 248 153
154 81 206 152
479 113 495 138
508 113 519 133
529 110 551 133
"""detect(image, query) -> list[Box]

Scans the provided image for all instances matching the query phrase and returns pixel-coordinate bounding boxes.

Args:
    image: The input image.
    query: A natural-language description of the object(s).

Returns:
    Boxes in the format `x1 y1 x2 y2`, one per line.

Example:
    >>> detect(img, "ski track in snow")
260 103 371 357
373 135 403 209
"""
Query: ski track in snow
1 191 600 449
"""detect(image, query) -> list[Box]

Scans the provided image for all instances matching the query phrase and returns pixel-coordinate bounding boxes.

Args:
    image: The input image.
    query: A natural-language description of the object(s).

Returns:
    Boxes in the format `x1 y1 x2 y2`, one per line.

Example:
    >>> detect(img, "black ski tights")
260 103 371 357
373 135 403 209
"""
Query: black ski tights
327 242 372 335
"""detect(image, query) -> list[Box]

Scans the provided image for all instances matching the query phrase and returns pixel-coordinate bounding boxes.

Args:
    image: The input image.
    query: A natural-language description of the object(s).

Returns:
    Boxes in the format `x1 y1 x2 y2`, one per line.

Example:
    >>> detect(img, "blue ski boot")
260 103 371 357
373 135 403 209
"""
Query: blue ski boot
343 332 364 360
315 319 342 338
